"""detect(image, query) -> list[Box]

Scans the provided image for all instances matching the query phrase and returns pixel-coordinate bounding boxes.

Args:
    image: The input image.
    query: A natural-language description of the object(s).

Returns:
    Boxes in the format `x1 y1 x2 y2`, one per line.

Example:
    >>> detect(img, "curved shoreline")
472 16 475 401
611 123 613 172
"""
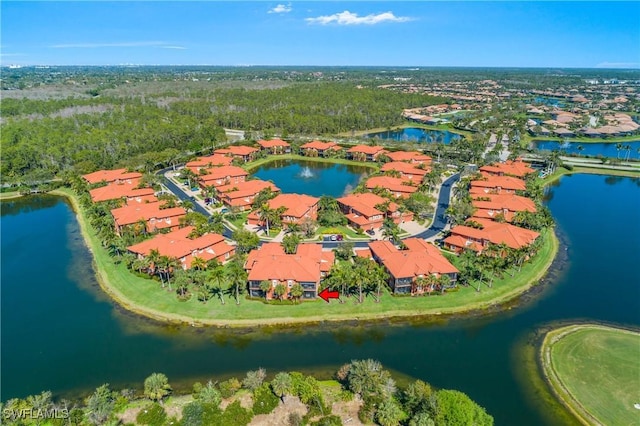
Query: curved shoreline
51 187 559 328
539 324 640 426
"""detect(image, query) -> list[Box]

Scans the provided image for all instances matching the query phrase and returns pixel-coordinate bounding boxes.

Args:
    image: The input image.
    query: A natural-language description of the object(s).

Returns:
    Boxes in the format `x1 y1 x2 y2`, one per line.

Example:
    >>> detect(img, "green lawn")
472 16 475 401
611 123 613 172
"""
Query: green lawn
541 325 640 426
53 188 558 327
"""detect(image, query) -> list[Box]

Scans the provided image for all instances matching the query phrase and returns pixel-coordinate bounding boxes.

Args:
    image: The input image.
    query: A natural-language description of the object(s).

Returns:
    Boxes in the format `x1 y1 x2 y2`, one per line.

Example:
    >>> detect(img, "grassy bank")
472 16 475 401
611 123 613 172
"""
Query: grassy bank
52 188 558 327
540 324 640 426
0 191 23 200
541 166 640 186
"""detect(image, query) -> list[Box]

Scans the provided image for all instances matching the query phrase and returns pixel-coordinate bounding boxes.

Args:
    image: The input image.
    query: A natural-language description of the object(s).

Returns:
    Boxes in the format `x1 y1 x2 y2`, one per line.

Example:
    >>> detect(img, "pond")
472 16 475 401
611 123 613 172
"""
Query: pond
365 127 463 144
1 174 639 425
532 139 640 159
250 159 371 197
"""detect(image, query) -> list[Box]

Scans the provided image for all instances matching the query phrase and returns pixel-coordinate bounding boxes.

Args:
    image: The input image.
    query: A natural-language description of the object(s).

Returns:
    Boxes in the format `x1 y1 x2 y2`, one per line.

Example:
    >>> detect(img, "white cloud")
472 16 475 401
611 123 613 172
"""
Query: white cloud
269 4 292 14
306 10 412 25
161 46 187 50
0 53 26 57
596 61 640 69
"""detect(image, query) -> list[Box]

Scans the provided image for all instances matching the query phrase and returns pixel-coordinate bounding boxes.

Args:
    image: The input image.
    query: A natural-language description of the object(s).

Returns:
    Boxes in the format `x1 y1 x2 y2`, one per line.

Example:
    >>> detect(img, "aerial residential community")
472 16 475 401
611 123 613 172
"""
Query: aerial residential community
1 2 639 426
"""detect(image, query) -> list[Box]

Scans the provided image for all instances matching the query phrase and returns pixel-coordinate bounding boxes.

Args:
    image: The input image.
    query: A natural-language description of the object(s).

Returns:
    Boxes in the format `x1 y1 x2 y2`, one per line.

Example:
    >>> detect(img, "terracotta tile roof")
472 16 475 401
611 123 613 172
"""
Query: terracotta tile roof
471 175 526 192
337 192 389 218
214 146 259 156
347 144 386 155
186 154 233 169
217 180 280 199
479 159 535 178
127 226 234 268
449 219 539 250
300 140 341 151
381 162 429 178
198 166 249 184
472 193 536 214
366 176 418 197
267 193 320 219
90 180 155 202
82 168 142 184
443 234 483 252
245 243 332 282
369 238 458 279
257 139 290 148
385 151 432 164
111 202 186 230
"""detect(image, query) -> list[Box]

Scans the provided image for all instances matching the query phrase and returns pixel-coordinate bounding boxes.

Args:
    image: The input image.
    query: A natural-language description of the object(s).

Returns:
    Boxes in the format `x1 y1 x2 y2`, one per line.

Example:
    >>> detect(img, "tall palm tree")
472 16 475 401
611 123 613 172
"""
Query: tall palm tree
225 259 247 305
207 263 226 305
190 256 207 271
258 203 275 235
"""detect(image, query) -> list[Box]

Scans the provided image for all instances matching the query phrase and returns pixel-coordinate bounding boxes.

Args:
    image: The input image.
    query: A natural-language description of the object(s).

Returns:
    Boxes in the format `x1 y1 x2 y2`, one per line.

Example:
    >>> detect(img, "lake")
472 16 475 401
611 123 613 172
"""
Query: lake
365 127 463 144
532 139 640 159
1 174 639 425
250 159 370 197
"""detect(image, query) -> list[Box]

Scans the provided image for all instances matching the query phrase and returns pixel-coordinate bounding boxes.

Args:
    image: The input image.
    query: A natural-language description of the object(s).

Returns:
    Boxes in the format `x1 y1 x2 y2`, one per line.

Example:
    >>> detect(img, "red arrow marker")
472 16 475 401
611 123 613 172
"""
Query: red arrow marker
319 288 340 303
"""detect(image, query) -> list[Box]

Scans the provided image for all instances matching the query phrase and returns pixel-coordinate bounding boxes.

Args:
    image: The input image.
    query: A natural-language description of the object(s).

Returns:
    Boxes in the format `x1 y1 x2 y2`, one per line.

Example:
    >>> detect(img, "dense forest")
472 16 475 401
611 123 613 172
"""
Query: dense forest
0 80 443 183
1 360 493 426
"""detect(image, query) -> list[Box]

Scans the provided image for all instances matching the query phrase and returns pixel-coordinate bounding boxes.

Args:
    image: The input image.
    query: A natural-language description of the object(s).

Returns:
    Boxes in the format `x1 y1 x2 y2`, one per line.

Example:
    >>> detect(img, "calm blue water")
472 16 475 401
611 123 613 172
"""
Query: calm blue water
365 127 463 144
532 140 640 159
533 96 566 108
251 159 370 197
1 174 639 425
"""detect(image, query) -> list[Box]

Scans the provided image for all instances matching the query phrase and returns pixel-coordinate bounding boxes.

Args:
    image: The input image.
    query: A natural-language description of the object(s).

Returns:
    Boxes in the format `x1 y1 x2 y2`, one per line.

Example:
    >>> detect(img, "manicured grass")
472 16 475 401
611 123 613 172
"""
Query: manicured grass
541 324 640 426
0 191 22 200
52 188 558 327
541 166 640 186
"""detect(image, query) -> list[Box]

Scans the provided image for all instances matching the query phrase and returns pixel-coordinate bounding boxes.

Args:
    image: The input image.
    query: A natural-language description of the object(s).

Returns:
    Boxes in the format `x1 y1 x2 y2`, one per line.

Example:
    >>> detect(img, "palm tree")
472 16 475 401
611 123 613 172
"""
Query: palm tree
258 203 275 235
144 373 172 403
290 283 303 304
259 280 271 300
274 283 287 301
271 372 293 403
190 256 207 271
207 263 226 305
225 259 247 305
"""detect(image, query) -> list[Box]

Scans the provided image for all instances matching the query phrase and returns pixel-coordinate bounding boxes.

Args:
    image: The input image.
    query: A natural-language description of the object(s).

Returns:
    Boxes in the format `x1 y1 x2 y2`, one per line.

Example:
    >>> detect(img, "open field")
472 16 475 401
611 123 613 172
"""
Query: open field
540 324 640 426
51 187 558 327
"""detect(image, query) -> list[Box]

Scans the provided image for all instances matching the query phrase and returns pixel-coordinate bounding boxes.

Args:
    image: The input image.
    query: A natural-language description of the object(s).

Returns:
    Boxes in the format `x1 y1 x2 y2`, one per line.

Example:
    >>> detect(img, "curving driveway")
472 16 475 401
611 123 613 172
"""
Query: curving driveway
157 166 459 248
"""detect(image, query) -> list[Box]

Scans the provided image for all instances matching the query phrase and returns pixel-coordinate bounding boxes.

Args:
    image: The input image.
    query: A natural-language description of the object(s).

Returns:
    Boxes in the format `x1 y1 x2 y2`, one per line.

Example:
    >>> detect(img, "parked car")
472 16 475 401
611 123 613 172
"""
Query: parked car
336 234 344 241
366 229 375 236
220 208 229 214
330 235 337 241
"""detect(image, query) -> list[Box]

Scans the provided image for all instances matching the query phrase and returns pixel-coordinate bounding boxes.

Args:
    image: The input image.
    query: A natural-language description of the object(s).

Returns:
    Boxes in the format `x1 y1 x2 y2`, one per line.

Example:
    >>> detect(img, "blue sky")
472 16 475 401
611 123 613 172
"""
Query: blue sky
1 1 638 68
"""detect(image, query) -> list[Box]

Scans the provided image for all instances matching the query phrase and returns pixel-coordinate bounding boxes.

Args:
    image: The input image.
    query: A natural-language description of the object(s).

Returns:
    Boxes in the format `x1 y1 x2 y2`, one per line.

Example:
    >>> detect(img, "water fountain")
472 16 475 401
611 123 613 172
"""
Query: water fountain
299 166 314 178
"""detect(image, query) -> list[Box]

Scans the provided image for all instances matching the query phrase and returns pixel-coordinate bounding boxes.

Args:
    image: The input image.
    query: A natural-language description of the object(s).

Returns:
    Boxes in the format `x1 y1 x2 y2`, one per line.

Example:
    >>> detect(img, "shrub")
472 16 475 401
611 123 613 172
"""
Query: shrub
252 383 279 415
310 415 343 426
218 378 241 398
181 401 204 426
220 400 253 426
136 402 167 426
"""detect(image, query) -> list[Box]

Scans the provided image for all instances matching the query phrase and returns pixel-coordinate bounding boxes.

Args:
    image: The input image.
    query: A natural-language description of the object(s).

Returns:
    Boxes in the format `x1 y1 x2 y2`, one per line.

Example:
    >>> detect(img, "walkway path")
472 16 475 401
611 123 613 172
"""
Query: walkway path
158 166 460 249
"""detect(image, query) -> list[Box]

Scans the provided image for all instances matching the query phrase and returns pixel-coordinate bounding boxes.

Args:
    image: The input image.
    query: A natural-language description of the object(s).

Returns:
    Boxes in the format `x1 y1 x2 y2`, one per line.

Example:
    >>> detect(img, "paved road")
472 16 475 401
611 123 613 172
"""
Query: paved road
158 166 459 248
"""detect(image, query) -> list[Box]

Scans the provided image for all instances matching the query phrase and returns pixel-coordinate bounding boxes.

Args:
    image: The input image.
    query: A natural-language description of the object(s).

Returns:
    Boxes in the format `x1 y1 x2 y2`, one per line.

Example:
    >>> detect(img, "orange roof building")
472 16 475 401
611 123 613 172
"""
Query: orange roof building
127 226 235 269
347 145 386 161
110 202 186 234
82 168 142 185
479 159 535 178
214 145 259 162
470 174 527 195
198 166 249 188
471 193 536 222
300 140 342 157
443 218 539 255
366 176 418 198
89 179 156 203
248 193 320 226
217 180 280 211
369 238 458 294
385 151 432 165
256 139 291 154
337 192 412 231
185 154 233 172
245 243 334 300
381 162 430 182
